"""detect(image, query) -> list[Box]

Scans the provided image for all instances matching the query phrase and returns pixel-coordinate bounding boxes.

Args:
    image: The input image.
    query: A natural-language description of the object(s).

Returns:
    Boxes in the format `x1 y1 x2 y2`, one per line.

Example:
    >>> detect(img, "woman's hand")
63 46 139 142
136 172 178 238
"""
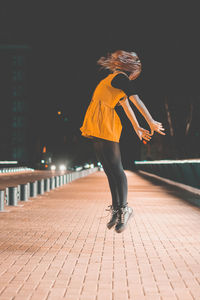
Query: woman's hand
149 120 166 136
134 126 152 141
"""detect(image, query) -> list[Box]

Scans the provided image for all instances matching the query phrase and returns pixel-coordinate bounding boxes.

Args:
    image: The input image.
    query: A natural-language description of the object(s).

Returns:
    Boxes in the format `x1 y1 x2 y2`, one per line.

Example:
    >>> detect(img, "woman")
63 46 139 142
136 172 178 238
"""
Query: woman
80 50 165 233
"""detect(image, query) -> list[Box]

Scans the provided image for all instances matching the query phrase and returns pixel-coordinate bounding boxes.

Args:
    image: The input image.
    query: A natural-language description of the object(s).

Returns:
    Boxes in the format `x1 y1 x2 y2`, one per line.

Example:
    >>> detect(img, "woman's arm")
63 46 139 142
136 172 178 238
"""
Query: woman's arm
129 95 165 136
111 73 165 136
120 98 151 141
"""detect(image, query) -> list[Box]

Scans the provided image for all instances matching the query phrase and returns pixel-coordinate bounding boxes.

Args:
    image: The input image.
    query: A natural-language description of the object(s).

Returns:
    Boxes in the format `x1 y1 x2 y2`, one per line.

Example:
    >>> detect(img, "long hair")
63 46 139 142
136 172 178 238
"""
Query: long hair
97 50 141 73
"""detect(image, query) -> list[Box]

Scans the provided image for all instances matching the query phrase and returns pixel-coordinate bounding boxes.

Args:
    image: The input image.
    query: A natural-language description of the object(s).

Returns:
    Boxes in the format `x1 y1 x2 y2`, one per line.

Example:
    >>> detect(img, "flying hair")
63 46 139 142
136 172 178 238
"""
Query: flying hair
97 50 142 73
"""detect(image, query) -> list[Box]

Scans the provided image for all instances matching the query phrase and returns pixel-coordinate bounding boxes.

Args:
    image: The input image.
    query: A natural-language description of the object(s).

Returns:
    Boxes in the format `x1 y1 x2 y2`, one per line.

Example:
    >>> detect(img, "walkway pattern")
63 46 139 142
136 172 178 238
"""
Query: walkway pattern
0 171 200 300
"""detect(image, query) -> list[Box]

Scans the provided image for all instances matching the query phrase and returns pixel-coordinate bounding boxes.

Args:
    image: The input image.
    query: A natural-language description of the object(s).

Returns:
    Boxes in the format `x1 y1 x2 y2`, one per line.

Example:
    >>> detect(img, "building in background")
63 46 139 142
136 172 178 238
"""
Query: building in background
0 44 32 165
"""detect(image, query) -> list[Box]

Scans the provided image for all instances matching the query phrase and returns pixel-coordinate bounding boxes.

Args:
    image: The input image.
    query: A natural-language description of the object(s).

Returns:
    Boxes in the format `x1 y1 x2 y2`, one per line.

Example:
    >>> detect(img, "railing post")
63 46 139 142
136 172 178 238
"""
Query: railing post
63 174 67 184
0 190 5 211
20 184 29 201
37 179 44 195
50 177 55 190
30 181 37 197
55 176 60 188
44 178 50 192
5 187 9 205
8 186 18 206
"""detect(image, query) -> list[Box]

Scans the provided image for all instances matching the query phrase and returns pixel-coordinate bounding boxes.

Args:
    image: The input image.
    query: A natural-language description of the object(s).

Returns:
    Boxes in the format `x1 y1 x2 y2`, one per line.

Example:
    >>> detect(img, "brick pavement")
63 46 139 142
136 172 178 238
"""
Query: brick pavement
0 170 200 300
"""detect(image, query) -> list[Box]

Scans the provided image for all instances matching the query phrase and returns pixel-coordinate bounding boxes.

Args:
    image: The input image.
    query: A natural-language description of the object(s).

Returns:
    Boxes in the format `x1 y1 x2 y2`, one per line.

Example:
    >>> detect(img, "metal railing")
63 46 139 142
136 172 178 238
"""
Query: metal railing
0 167 98 212
134 159 200 189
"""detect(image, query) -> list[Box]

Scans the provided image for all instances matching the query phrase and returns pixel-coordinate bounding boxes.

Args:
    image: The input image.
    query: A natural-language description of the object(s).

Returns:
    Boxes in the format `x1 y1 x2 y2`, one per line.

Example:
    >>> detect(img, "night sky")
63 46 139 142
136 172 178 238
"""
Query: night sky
1 1 200 165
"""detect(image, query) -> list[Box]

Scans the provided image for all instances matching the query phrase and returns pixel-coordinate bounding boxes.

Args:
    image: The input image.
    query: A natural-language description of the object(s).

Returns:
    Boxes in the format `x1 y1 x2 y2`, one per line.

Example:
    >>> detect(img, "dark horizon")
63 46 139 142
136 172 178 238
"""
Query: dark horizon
1 1 200 167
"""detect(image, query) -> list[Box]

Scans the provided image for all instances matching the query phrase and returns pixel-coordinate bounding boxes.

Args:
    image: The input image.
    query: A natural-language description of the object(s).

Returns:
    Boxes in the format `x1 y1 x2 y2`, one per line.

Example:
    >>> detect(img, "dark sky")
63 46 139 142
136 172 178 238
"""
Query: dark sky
1 1 199 140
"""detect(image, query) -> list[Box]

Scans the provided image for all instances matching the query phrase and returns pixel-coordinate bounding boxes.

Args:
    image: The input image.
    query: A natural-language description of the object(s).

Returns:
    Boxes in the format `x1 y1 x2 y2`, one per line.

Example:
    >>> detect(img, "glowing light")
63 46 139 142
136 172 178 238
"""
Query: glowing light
45 164 48 168
57 111 61 115
51 165 56 171
41 160 45 163
84 163 90 169
135 159 200 165
0 161 18 164
42 146 46 153
59 165 66 171
75 166 82 171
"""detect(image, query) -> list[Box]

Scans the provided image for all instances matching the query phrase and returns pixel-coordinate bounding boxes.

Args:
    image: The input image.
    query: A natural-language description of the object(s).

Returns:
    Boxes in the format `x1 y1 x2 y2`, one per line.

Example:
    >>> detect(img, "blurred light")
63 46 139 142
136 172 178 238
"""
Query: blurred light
59 164 66 171
135 159 200 164
75 166 83 171
57 111 61 115
90 164 94 168
51 165 56 171
43 146 46 153
97 162 102 166
84 163 90 169
0 161 18 164
41 160 45 163
45 164 48 168
143 140 147 144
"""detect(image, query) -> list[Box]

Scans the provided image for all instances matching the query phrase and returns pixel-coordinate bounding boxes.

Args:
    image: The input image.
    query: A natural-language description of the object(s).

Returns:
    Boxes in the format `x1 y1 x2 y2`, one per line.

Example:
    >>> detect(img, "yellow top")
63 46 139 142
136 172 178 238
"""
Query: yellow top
80 71 127 142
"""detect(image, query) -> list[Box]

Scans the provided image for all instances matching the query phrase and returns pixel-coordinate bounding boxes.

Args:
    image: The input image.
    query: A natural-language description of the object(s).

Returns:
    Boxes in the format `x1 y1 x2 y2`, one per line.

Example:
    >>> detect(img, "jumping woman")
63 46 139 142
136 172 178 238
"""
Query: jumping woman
80 50 165 233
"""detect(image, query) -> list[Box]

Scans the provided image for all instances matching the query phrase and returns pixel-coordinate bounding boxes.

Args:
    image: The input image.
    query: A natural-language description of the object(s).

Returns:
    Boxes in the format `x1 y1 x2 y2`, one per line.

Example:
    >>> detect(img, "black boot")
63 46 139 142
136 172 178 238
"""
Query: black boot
115 205 133 233
106 205 119 229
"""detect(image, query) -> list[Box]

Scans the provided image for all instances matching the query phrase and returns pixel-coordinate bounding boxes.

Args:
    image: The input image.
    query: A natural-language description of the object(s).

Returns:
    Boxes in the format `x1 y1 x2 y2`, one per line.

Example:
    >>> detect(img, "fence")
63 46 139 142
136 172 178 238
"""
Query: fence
0 167 98 212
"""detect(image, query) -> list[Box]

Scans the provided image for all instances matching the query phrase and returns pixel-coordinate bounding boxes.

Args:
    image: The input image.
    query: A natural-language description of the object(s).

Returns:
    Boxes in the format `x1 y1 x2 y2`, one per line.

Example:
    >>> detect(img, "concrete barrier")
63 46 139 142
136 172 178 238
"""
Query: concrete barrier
0 190 5 211
55 176 60 188
8 186 18 206
59 175 63 186
50 177 55 190
30 181 37 197
5 188 9 205
44 178 50 192
20 184 29 201
0 167 34 173
37 179 44 195
1 167 98 212
134 159 200 190
63 174 67 184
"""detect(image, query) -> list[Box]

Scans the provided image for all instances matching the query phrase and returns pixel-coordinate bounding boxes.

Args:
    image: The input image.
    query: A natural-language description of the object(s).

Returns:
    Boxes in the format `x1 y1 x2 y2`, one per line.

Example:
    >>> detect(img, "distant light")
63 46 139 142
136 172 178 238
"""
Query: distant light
59 164 66 171
0 161 18 164
90 164 94 168
143 140 147 144
41 160 45 163
84 163 90 169
51 165 56 171
43 146 46 153
75 166 82 171
57 111 61 115
135 159 200 165
45 164 48 168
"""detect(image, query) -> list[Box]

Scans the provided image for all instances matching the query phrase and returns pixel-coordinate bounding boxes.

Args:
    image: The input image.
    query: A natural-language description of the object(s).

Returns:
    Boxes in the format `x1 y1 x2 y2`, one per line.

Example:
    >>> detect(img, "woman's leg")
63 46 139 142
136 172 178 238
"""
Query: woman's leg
93 139 133 233
93 139 128 208
99 140 128 208
100 142 133 233
93 139 120 210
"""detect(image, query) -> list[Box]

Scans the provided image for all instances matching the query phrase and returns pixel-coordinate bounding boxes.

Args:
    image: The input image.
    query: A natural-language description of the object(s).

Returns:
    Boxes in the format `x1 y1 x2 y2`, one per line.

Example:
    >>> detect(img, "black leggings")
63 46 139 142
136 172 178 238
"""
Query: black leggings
93 139 127 210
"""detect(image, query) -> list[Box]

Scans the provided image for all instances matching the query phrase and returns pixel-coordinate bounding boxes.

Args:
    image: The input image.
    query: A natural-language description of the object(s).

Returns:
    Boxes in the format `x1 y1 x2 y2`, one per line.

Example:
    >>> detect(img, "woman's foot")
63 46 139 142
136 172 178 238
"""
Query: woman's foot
106 205 118 229
115 206 133 233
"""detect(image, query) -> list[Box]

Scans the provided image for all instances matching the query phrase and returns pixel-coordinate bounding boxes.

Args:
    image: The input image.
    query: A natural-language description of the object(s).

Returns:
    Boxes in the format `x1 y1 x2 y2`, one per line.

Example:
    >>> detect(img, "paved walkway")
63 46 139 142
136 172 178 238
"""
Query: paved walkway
0 171 200 300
